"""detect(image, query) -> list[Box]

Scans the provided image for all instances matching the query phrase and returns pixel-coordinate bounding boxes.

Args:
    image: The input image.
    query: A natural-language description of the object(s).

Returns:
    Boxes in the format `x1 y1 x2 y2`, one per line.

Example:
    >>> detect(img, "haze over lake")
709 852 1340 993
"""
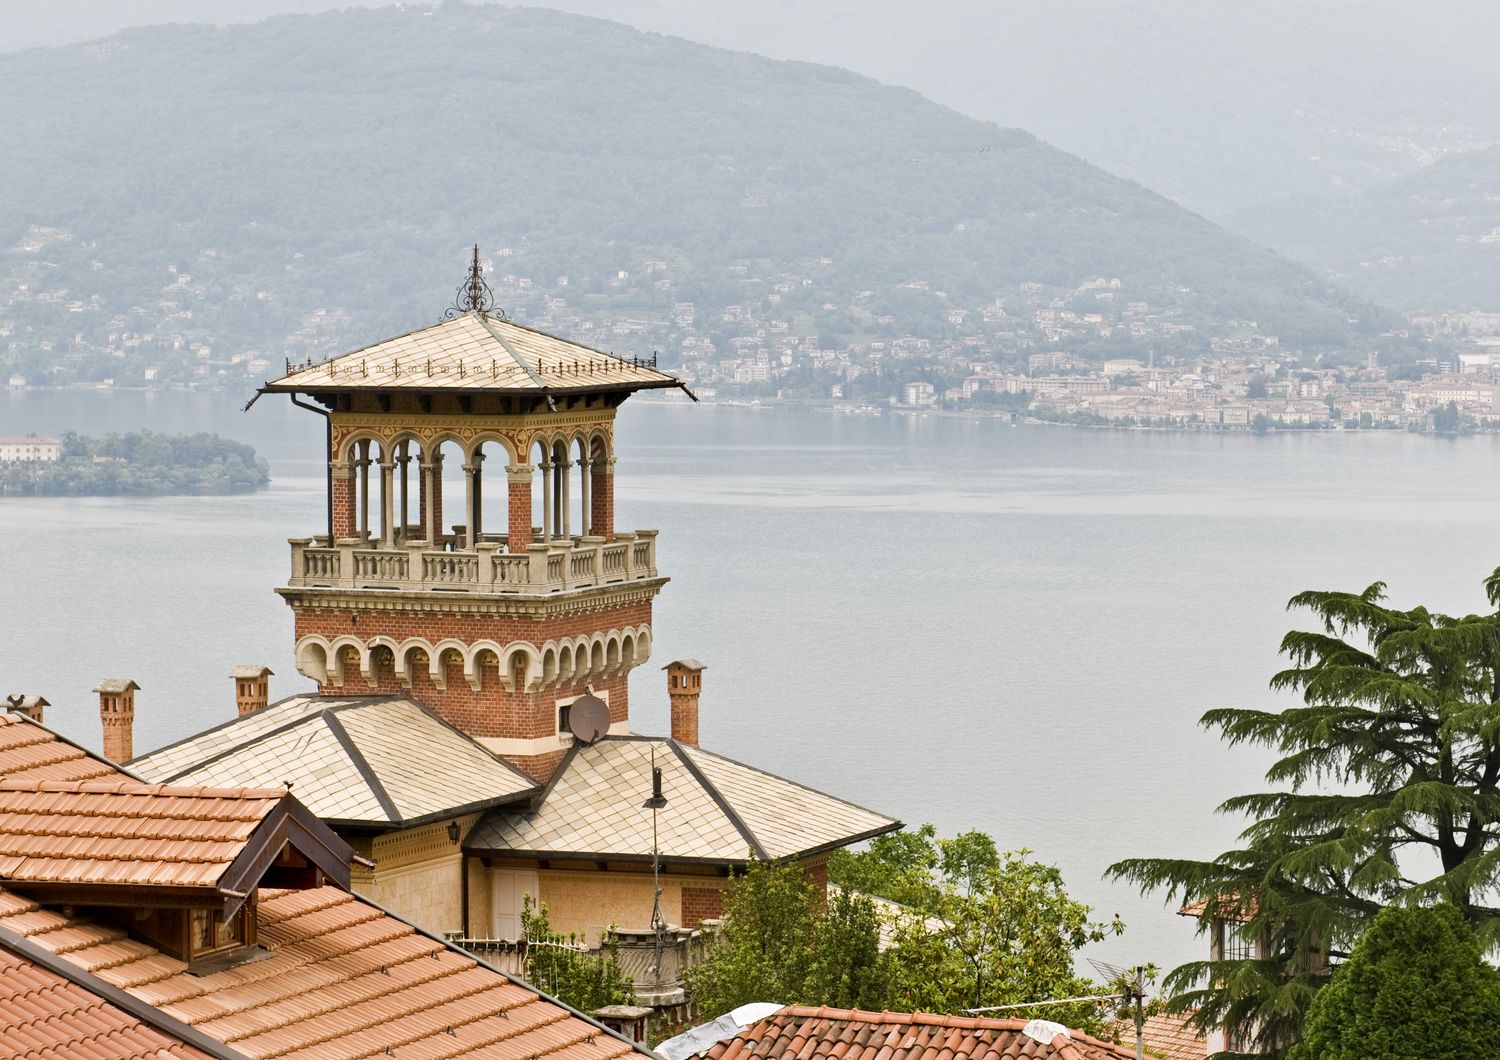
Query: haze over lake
5 389 1500 971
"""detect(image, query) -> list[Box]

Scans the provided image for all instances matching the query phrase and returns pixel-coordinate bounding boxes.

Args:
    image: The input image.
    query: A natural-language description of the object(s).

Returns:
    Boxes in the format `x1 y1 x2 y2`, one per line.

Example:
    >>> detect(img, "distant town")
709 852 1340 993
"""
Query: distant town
7 229 1500 432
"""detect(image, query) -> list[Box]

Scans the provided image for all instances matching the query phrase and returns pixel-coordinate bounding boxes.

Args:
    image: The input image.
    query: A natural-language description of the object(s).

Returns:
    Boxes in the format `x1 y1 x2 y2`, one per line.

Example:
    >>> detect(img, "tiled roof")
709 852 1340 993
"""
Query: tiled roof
0 781 284 890
131 696 539 828
0 714 124 785
466 736 899 864
0 942 214 1060
1111 1012 1206 1060
261 311 680 396
700 1007 1137 1060
0 884 645 1060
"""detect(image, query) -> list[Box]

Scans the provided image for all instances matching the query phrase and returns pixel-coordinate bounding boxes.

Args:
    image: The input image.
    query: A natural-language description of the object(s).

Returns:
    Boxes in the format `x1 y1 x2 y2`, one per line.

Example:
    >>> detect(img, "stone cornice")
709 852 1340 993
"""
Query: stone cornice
277 578 668 618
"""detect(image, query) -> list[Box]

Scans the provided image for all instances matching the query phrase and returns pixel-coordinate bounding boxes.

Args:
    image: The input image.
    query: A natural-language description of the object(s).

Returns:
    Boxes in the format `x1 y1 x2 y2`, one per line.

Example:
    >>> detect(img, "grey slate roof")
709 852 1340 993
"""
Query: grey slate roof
465 736 900 864
129 695 539 828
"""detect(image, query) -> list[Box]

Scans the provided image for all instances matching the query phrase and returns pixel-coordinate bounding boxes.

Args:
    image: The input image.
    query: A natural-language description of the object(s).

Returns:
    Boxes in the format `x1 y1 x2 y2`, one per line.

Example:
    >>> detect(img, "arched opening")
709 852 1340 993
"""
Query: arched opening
472 438 511 547
572 435 591 539
431 438 467 549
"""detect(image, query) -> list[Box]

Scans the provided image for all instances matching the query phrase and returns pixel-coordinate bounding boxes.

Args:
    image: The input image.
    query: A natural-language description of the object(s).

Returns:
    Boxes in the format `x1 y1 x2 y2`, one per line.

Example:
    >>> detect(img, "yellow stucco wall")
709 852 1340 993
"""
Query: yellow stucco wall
348 816 479 936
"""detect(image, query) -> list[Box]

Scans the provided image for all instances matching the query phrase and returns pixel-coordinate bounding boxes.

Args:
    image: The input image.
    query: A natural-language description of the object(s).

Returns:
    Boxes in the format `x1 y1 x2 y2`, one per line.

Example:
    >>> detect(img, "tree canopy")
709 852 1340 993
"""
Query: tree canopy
1289 904 1500 1060
1108 570 1500 1056
685 828 1127 1034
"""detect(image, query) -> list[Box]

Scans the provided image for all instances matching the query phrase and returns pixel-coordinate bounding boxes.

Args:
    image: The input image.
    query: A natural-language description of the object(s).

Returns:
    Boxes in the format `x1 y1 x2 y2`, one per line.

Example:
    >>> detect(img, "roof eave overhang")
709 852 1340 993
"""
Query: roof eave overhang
255 376 685 400
461 818 904 865
322 788 541 834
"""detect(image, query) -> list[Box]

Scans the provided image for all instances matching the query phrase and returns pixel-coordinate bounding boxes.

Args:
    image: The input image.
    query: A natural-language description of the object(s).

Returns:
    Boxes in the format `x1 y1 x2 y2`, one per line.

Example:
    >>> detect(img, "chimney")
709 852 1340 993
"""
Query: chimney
230 665 274 716
663 659 706 746
94 678 139 763
3 694 48 726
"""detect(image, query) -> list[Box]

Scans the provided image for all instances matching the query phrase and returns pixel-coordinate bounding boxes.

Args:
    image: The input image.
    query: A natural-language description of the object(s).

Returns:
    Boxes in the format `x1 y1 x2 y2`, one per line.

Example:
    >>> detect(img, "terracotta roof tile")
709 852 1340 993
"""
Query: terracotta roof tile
0 945 212 1059
0 715 124 785
1109 1013 1206 1060
699 1008 1137 1060
0 782 284 891
0 884 649 1060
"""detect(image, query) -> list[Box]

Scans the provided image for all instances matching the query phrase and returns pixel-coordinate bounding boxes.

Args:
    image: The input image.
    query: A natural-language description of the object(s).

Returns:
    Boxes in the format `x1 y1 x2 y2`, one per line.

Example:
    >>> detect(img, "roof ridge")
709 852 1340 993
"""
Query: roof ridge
151 708 328 784
667 739 768 860
322 711 402 826
474 310 551 391
676 740 899 827
0 778 285 798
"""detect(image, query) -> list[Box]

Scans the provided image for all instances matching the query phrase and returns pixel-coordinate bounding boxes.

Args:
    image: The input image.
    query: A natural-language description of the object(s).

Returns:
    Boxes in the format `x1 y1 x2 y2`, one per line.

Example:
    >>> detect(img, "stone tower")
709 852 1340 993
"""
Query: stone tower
258 251 683 780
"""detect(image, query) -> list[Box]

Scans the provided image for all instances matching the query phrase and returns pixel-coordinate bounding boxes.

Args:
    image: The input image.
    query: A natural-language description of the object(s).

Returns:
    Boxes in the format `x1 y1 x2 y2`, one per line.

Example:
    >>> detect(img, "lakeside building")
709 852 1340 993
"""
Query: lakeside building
105 253 902 1007
0 435 60 462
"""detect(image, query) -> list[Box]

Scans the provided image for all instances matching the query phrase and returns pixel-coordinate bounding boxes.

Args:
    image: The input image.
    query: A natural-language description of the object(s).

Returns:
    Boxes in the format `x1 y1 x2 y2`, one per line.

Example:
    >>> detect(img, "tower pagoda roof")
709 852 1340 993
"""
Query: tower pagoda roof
258 310 683 398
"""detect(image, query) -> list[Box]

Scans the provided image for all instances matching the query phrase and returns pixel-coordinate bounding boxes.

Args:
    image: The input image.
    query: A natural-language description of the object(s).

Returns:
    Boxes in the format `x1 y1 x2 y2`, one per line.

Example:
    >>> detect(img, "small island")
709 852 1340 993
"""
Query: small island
0 430 270 496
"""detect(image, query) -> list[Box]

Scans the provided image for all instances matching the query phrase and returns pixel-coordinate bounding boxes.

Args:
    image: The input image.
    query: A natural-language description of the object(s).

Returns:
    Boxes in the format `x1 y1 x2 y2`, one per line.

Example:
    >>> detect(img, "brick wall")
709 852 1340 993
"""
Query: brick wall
294 598 651 741
680 884 724 928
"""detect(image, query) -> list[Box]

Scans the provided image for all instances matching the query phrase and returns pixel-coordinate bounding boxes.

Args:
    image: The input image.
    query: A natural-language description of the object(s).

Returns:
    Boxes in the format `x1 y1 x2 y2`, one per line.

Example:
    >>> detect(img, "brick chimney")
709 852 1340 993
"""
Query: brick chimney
3 694 48 726
230 665 274 717
664 659 706 746
94 678 139 763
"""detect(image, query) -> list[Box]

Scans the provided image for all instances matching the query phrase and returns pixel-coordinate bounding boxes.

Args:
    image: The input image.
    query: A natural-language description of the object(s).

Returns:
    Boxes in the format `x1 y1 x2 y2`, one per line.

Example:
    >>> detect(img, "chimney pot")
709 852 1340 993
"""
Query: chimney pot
4 694 49 726
663 659 706 746
230 665 274 717
93 678 139 763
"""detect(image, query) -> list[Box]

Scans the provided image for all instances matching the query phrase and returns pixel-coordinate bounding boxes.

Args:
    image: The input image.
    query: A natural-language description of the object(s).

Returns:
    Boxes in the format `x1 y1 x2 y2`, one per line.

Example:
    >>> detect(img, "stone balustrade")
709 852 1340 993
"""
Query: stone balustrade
286 530 659 595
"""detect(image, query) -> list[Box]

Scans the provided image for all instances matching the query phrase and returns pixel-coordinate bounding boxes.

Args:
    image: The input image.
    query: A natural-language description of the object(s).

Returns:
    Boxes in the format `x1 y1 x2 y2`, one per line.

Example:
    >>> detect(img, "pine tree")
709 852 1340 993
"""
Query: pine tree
1109 571 1500 1057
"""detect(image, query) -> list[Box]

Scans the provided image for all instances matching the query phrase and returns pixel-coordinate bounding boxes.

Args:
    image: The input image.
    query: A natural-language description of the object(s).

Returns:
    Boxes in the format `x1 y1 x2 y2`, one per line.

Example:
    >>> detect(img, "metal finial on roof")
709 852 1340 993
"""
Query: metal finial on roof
444 244 506 320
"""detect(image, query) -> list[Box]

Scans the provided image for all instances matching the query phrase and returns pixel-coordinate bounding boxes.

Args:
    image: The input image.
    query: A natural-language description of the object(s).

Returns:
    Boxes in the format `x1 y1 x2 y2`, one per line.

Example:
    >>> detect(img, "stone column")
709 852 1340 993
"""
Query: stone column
379 458 396 546
591 457 615 542
355 437 370 539
398 444 411 539
331 461 357 540
559 457 572 539
577 455 591 538
506 463 534 552
540 460 553 541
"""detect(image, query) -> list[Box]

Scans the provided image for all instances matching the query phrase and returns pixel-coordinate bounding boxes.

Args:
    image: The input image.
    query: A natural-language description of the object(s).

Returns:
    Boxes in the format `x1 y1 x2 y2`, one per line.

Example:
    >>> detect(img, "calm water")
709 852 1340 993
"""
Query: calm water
5 388 1500 974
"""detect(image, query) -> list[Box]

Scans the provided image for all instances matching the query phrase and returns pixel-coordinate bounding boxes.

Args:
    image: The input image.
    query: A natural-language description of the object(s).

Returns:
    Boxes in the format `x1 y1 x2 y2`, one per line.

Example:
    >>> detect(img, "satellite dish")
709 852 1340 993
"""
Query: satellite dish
568 691 610 744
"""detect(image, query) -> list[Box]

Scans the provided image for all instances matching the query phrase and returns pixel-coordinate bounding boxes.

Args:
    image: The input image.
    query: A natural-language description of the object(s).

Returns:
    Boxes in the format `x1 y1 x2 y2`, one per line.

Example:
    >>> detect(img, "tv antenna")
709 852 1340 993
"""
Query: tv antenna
1090 960 1147 1060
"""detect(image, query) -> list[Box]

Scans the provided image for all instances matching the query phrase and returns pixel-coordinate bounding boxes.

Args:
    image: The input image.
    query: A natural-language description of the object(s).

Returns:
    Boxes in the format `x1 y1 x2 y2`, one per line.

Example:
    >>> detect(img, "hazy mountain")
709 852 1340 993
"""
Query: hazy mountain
1229 146 1500 313
0 3 1385 386
11 1 1500 224
534 0 1500 221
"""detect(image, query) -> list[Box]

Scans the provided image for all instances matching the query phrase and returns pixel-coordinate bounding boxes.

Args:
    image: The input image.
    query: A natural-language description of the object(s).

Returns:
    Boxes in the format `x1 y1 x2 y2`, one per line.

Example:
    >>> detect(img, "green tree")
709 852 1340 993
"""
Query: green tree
685 856 889 1018
1289 905 1500 1060
519 897 634 1012
835 829 1123 1035
1109 570 1500 1057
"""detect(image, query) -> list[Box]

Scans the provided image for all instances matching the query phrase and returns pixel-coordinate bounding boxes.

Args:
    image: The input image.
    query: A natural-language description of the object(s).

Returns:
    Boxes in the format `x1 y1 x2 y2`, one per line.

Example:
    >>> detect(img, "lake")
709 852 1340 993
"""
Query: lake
4 387 1500 974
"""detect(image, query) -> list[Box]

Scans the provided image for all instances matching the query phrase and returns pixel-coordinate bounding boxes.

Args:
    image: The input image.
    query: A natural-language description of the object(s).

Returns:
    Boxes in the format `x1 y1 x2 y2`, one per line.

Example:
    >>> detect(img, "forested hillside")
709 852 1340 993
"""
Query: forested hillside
0 3 1388 387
